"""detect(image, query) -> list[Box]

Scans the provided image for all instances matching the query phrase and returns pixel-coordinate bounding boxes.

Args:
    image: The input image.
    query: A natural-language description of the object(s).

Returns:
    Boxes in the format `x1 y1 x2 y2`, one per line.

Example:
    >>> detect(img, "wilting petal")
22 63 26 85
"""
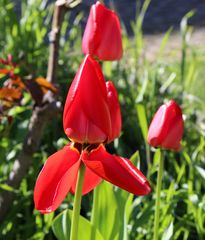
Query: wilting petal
34 145 80 213
106 81 121 142
82 1 123 60
71 166 102 195
63 55 112 143
82 145 151 195
148 100 184 151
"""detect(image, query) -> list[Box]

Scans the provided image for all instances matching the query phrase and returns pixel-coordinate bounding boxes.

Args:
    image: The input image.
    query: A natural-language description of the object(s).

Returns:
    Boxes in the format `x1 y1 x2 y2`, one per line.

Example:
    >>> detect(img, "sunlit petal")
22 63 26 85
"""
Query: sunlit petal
34 145 80 213
82 145 151 195
63 55 112 143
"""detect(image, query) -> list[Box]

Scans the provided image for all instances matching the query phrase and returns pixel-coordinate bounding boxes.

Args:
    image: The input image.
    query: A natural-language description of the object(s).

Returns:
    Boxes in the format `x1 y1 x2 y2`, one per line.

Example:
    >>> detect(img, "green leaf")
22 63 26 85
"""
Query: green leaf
113 188 130 239
180 10 195 34
136 70 149 103
93 181 119 240
162 221 173 240
157 27 173 59
136 104 148 142
130 150 140 169
132 200 154 229
52 209 103 240
159 72 176 94
166 181 176 202
176 163 186 184
123 194 134 240
132 0 151 58
0 183 18 193
195 165 205 180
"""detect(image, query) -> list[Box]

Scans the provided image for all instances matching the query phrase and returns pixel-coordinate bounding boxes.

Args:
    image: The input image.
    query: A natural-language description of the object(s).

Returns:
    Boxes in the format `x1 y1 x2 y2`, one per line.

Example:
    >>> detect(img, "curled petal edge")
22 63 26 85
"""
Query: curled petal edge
82 145 151 196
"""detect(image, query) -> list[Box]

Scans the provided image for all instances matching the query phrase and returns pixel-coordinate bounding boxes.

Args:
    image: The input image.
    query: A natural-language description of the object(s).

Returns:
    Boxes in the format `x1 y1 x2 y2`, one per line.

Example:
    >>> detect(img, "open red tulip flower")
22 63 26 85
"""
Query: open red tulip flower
34 55 151 213
148 100 184 151
82 1 123 61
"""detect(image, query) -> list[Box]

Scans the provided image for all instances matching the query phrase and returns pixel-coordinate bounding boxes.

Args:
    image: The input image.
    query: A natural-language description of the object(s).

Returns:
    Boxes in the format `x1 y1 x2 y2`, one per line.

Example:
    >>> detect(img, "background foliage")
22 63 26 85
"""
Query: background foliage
0 0 204 239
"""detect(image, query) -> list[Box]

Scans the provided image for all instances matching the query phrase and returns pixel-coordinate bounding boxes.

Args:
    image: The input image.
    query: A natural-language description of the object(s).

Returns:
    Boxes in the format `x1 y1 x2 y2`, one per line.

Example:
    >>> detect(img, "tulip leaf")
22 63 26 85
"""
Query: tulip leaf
52 209 103 240
92 181 120 240
123 193 134 240
113 188 134 240
114 190 129 239
195 165 205 180
136 104 148 143
162 221 173 240
130 150 140 169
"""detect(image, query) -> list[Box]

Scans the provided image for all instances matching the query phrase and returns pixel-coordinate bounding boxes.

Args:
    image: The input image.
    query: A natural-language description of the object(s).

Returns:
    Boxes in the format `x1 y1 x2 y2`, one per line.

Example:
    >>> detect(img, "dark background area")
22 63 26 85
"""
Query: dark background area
79 0 205 34
13 0 205 35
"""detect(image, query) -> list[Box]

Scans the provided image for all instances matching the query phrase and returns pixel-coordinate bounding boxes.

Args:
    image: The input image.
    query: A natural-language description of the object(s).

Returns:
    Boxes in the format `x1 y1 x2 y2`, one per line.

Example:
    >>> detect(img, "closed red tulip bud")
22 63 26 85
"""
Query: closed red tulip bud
63 55 121 144
82 1 123 61
147 100 184 151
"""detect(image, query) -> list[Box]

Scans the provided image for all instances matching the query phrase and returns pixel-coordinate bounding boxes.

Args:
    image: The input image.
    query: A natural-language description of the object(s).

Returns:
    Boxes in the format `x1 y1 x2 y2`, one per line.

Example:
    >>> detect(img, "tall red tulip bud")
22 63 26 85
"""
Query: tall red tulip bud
82 1 123 61
63 55 121 144
148 100 184 151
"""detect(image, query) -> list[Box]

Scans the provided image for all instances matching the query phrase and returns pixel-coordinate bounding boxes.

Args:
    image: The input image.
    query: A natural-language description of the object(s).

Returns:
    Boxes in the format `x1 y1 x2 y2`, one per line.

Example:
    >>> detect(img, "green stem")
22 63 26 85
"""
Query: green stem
70 163 85 240
145 143 151 167
153 150 164 240
90 186 99 240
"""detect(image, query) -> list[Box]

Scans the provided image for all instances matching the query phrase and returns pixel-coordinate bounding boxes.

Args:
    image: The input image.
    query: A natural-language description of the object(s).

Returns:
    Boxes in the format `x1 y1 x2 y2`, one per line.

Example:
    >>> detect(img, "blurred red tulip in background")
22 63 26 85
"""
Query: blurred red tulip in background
148 100 184 151
82 1 123 61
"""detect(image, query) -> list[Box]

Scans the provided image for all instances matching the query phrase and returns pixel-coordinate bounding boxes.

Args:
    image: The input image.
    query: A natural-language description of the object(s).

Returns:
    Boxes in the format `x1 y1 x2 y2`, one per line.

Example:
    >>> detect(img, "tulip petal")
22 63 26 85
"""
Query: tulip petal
147 105 166 146
63 55 112 143
34 145 80 213
71 167 102 195
162 101 184 151
82 1 123 60
82 145 151 195
106 81 121 142
148 100 184 151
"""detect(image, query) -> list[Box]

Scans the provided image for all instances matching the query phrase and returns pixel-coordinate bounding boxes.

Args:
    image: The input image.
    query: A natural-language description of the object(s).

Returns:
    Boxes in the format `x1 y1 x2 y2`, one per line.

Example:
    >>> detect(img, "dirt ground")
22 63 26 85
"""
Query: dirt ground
143 27 205 60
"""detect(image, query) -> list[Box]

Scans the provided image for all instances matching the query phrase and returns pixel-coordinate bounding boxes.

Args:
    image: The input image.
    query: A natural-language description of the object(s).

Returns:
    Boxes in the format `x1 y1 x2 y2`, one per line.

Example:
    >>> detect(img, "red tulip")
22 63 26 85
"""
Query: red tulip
34 55 151 214
63 55 121 144
82 1 123 61
34 144 151 213
147 100 184 151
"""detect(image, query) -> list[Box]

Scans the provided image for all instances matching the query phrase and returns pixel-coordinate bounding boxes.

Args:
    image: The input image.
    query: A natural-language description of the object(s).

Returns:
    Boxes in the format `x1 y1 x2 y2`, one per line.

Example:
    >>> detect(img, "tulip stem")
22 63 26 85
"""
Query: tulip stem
70 163 85 240
153 150 164 240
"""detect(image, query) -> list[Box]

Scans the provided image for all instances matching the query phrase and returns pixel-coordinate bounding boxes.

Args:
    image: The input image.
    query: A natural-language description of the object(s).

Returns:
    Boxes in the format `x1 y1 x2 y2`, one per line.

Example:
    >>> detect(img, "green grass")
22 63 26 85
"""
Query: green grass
0 0 205 239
